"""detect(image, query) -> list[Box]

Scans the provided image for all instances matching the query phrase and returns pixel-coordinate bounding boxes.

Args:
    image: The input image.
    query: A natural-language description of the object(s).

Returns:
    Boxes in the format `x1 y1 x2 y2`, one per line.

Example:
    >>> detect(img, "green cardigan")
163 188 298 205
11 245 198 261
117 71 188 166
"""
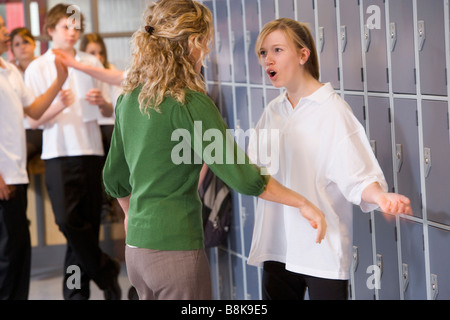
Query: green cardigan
103 88 269 250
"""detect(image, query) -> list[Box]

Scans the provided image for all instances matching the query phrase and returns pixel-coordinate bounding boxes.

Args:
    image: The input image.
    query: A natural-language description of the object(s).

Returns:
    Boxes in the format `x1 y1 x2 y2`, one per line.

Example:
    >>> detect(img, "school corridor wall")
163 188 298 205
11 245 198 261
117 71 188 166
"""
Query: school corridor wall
202 0 450 300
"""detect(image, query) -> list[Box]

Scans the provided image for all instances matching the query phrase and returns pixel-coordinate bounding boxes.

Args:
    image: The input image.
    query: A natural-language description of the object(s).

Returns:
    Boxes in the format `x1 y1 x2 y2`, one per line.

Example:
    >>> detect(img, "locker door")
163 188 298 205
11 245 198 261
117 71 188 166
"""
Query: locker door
206 247 220 299
203 0 219 82
428 226 450 300
345 94 366 128
231 254 246 299
235 87 250 132
265 88 282 106
296 0 316 43
246 265 261 300
215 0 232 82
373 212 400 299
278 0 295 19
421 100 450 226
250 88 265 128
352 206 375 300
339 0 364 91
417 0 447 96
368 96 394 192
260 0 276 26
399 218 427 300
244 0 264 84
230 0 247 83
389 0 416 94
363 0 389 93
393 99 422 218
241 195 255 256
316 0 340 89
218 248 233 299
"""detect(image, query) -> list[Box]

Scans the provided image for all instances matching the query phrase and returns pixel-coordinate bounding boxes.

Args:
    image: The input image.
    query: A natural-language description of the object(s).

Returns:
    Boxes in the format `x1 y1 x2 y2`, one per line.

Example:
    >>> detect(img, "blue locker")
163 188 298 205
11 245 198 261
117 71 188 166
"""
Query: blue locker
250 88 265 128
373 211 400 299
421 100 450 226
339 0 364 91
296 0 315 33
244 0 264 84
428 226 450 300
206 247 220 299
203 0 219 82
231 254 246 299
388 0 416 94
345 94 366 128
245 264 261 300
240 195 255 256
265 88 281 106
352 206 375 300
260 0 276 25
417 0 447 96
316 0 340 89
393 99 422 218
218 248 233 299
215 0 233 82
229 0 247 83
399 218 427 300
277 0 295 19
367 96 394 192
235 87 251 131
363 0 388 93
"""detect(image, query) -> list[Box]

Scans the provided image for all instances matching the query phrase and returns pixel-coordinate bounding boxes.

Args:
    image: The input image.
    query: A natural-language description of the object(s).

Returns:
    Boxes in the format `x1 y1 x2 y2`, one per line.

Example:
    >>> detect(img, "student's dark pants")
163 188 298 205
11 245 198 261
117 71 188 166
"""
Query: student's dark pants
262 261 349 300
45 156 116 300
0 185 31 300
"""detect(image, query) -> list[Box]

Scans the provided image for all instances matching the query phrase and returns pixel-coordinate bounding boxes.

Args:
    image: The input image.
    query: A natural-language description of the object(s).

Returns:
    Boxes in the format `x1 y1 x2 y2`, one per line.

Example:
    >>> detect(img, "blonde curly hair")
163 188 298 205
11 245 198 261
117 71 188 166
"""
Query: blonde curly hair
122 0 214 115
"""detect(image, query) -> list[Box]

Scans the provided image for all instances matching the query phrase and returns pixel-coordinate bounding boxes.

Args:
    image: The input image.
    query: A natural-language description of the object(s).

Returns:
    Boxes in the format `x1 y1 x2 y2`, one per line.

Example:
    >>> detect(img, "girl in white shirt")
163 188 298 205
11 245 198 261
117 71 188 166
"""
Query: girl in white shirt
247 18 412 300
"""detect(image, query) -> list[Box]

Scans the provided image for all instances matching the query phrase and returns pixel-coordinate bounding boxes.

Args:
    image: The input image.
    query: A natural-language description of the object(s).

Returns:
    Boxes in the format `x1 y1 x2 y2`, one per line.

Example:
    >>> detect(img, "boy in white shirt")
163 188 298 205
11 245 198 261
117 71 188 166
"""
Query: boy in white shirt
0 15 68 299
24 4 120 300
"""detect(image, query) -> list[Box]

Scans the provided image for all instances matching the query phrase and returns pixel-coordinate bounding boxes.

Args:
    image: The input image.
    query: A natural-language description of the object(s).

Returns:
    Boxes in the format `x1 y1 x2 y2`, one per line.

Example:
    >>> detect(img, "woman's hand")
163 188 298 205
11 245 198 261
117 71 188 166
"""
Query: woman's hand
298 199 327 244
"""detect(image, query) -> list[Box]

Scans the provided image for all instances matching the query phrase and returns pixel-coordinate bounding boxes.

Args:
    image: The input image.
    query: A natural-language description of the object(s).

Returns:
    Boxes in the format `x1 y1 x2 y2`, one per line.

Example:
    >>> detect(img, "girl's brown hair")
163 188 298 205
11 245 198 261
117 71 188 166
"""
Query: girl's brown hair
79 33 110 69
255 18 320 80
122 0 214 115
43 3 85 37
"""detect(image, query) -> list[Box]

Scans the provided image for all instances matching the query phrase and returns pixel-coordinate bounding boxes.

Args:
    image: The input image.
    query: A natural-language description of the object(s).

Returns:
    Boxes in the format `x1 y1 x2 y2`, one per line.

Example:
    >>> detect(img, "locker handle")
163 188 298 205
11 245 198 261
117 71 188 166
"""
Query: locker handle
389 22 397 52
319 26 325 53
376 253 383 277
424 147 432 177
401 263 409 293
417 20 425 51
340 25 347 53
364 24 371 52
431 274 438 300
352 246 359 273
395 143 403 173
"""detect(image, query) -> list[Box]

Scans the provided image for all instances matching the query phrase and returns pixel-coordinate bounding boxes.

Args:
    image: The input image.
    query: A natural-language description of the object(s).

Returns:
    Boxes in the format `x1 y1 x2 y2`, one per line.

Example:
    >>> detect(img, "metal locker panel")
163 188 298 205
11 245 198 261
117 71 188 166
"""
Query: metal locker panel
241 195 255 256
229 0 247 83
278 0 295 19
218 248 233 299
399 218 427 300
345 95 366 129
206 247 220 299
265 88 282 106
250 88 265 128
317 0 340 89
352 206 375 300
215 0 232 82
296 0 316 43
235 87 251 132
428 226 450 300
221 85 235 128
389 0 416 94
244 0 264 84
417 0 447 96
245 264 261 300
393 99 422 218
363 0 389 93
229 190 244 255
339 0 364 91
367 96 394 192
260 0 276 26
421 100 450 226
203 0 219 82
231 254 246 299
373 212 400 299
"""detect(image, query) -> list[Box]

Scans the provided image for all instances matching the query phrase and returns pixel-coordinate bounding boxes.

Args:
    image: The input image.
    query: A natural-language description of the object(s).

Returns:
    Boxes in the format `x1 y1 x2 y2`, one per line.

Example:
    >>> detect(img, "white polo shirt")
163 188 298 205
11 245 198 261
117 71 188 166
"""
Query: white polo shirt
25 49 109 160
247 83 387 280
0 58 35 185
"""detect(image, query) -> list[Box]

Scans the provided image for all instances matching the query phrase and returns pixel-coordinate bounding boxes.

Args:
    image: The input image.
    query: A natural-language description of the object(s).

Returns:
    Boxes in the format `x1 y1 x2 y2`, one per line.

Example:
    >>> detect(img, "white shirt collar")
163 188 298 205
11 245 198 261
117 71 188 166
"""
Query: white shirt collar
282 82 334 109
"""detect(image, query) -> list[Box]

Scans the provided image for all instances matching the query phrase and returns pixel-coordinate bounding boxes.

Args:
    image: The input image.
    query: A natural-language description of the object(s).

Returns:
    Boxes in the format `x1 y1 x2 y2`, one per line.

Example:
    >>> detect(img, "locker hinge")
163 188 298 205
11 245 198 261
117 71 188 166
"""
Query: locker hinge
386 68 389 84
363 105 366 121
388 107 391 123
414 68 417 85
369 219 372 234
337 67 340 81
361 68 364 82
394 226 398 242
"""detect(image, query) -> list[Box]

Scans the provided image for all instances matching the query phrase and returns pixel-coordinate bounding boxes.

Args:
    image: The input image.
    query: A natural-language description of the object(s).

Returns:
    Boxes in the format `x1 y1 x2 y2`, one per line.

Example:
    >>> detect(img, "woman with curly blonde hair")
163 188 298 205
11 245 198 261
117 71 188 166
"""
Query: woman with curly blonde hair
103 0 326 300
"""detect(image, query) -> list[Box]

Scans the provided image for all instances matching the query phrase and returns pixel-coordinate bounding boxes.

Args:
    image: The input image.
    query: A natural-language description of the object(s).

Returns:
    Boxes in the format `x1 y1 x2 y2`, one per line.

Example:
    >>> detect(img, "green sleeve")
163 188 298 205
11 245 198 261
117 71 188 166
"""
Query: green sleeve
180 91 269 196
102 95 132 198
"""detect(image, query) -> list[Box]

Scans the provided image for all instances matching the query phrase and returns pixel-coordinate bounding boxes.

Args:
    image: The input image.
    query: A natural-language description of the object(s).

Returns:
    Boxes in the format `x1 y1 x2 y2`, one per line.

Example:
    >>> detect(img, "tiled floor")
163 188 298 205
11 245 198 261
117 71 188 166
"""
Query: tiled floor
28 262 133 300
